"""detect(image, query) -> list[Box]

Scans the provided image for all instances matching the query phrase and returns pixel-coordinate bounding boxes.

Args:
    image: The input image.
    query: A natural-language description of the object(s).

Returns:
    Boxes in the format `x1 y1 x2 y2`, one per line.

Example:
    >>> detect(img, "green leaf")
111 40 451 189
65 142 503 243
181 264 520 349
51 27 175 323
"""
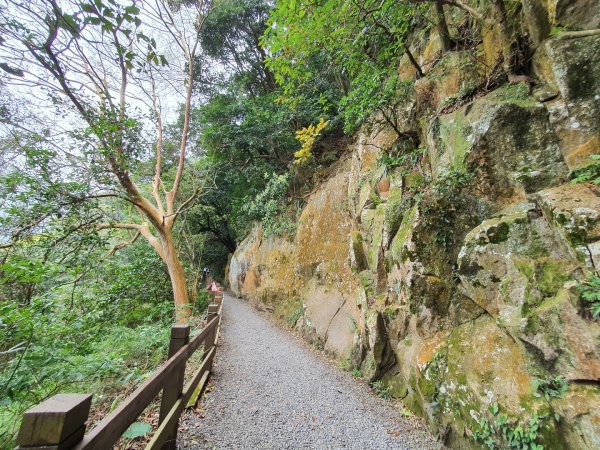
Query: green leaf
122 421 152 439
124 5 141 15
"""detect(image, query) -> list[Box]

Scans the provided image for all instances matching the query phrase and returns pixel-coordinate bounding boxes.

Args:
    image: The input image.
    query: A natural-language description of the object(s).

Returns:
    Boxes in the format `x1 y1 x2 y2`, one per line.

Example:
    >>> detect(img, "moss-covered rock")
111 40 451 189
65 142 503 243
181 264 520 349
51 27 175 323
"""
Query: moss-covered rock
228 22 600 449
552 384 600 448
415 50 481 113
522 288 600 379
349 230 369 272
534 183 600 265
427 86 568 202
459 185 600 385
533 34 600 169
549 0 600 29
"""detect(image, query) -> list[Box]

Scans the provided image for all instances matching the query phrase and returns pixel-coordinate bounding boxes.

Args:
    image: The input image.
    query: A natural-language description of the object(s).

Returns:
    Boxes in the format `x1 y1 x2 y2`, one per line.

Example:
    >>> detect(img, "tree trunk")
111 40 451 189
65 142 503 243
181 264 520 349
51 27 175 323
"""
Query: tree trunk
162 234 191 324
403 45 424 78
435 1 452 52
490 0 517 76
190 274 199 305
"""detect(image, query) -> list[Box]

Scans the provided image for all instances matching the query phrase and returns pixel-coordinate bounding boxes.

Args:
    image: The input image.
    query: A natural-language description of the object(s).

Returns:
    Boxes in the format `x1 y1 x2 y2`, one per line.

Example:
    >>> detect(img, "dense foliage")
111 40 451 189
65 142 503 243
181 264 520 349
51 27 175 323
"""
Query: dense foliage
263 0 427 133
184 0 331 269
0 241 174 446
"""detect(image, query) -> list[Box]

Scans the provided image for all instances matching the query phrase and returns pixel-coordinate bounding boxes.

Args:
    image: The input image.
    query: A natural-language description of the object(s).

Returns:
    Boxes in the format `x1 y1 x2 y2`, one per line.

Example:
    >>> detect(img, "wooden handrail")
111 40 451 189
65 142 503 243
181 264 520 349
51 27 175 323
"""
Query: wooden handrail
16 293 225 450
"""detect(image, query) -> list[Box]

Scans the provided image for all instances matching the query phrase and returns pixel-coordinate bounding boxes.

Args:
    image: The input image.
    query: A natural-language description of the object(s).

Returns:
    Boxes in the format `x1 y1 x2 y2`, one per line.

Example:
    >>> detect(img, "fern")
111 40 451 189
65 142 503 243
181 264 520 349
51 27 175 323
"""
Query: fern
577 275 600 318
570 155 600 185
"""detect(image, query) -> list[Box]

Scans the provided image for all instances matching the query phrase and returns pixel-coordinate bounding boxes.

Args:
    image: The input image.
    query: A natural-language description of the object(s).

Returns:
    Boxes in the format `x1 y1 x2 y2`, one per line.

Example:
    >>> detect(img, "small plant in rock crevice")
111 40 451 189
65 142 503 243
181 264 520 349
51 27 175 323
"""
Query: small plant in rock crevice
570 155 600 185
422 350 448 404
285 303 304 328
376 146 423 177
577 274 600 319
417 170 478 251
339 357 352 371
472 403 547 450
352 368 363 379
369 380 392 399
432 170 474 197
399 407 414 418
310 341 324 351
533 375 568 401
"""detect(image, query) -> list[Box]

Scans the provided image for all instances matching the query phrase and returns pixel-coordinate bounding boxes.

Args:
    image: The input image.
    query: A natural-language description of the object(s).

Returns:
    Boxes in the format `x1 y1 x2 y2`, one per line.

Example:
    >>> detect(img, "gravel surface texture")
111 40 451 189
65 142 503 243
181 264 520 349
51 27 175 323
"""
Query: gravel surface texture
178 294 441 450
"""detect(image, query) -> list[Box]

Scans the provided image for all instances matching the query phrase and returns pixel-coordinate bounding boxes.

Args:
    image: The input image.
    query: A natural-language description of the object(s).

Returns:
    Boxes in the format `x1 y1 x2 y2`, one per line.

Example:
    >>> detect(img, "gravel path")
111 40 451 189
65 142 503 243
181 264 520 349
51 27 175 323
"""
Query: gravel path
178 294 440 450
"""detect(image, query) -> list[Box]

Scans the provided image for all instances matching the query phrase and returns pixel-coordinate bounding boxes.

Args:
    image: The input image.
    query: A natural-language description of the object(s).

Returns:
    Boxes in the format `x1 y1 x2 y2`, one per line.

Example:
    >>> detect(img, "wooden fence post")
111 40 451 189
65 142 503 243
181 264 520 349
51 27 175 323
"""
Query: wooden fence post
158 324 189 450
207 304 219 321
15 393 92 450
207 304 220 348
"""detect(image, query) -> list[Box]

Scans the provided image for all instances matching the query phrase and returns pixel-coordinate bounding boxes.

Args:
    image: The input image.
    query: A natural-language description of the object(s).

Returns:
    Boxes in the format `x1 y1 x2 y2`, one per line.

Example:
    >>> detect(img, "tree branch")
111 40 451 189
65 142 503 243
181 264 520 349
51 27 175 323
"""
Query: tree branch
108 230 141 255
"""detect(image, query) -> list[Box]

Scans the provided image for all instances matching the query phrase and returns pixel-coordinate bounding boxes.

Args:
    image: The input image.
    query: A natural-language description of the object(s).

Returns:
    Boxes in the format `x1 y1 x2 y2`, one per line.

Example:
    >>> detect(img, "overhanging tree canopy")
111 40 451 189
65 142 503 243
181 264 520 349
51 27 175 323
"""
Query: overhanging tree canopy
0 0 212 322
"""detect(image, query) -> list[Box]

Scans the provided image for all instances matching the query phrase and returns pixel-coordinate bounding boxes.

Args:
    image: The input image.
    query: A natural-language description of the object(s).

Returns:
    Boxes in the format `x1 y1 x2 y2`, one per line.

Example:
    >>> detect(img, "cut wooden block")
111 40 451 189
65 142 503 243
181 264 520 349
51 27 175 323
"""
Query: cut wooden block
16 394 92 448
169 324 190 340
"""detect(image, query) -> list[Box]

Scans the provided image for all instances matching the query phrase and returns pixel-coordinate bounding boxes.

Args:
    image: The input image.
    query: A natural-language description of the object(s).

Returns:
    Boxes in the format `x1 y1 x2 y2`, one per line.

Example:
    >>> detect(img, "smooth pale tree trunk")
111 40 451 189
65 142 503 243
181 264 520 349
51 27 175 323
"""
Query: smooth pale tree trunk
162 235 191 324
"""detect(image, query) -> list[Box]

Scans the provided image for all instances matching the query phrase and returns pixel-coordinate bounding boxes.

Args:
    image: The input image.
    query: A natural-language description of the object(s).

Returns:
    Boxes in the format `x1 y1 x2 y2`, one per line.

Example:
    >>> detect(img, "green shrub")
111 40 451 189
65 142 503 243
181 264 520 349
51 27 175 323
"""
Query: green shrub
243 173 296 237
370 380 392 399
577 274 600 319
533 375 568 401
194 290 211 316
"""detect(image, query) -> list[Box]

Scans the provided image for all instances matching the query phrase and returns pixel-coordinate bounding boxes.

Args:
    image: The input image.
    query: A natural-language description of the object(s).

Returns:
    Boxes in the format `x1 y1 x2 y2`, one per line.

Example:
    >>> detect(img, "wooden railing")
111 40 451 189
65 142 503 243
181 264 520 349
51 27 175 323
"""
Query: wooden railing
15 290 225 450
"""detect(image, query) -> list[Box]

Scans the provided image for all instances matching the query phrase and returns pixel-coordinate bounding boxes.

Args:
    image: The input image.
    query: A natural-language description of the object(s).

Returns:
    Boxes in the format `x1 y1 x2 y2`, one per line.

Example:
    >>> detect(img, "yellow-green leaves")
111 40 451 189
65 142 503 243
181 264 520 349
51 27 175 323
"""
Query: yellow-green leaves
293 118 328 165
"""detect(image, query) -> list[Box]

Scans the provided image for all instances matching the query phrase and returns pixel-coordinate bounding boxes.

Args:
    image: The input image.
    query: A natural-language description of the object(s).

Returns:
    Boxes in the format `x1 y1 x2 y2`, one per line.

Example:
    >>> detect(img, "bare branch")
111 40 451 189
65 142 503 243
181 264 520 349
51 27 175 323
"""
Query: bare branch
108 230 142 256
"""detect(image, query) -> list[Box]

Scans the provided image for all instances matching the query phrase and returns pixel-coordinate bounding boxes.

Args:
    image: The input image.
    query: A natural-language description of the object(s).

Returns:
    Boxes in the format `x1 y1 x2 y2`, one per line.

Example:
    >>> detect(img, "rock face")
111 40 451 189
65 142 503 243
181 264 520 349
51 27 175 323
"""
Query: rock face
427 85 568 202
533 34 600 169
229 25 600 450
230 160 360 359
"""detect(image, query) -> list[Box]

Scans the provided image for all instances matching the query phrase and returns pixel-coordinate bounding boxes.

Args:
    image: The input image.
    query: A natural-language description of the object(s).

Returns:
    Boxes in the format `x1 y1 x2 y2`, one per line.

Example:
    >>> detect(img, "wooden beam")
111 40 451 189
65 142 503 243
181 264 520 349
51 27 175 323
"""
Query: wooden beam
16 394 92 450
185 371 209 409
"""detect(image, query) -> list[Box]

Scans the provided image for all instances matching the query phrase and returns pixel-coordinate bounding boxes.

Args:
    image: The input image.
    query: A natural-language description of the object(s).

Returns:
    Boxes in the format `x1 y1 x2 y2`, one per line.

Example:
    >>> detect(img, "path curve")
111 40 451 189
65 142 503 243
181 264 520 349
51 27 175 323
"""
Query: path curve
179 294 440 449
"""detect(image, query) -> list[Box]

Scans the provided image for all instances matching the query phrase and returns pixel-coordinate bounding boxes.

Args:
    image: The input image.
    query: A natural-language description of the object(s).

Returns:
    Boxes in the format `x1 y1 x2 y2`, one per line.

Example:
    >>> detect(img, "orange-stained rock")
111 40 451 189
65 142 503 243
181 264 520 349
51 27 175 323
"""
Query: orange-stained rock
414 51 480 113
416 332 447 367
553 385 600 448
564 136 600 169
